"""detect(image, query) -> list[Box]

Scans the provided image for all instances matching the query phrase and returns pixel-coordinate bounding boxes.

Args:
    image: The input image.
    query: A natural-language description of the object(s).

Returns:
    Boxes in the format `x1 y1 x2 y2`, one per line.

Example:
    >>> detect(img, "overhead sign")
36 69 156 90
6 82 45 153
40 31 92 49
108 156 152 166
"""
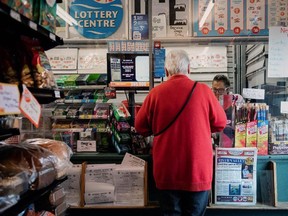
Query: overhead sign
70 0 124 39
193 0 273 37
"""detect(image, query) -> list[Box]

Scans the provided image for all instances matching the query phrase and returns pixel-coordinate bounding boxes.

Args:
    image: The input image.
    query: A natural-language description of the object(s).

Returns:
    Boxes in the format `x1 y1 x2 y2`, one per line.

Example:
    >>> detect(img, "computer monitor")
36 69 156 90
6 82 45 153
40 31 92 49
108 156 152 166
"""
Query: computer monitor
107 53 150 90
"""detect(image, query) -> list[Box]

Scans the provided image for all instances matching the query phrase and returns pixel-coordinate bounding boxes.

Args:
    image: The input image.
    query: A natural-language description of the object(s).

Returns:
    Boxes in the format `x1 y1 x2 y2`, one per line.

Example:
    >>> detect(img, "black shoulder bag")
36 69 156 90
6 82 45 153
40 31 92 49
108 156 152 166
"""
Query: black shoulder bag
154 81 198 137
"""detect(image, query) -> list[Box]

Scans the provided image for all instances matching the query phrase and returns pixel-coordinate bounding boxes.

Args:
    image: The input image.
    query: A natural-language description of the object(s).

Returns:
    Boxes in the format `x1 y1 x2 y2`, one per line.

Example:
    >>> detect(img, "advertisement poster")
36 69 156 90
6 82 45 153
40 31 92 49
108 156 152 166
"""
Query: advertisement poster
215 147 257 205
165 46 228 72
78 48 107 73
132 15 149 40
193 0 282 37
131 0 190 37
268 0 288 27
45 49 78 70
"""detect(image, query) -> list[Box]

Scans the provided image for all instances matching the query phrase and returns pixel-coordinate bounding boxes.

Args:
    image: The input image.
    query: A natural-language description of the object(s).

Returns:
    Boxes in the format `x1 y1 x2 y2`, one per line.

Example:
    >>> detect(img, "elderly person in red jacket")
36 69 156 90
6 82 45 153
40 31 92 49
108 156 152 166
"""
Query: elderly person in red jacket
135 49 227 216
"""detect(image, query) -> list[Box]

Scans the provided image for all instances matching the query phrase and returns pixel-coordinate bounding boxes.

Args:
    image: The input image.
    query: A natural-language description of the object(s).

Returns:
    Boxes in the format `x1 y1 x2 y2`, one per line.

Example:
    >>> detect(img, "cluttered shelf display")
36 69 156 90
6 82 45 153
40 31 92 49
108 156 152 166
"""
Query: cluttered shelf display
0 1 70 215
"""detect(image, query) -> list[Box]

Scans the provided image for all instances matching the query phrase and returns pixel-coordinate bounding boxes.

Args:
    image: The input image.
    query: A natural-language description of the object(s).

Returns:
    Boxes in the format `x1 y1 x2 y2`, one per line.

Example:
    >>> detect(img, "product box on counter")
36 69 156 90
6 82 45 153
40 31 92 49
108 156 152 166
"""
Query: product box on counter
112 103 131 122
257 120 269 155
268 118 288 154
269 142 288 155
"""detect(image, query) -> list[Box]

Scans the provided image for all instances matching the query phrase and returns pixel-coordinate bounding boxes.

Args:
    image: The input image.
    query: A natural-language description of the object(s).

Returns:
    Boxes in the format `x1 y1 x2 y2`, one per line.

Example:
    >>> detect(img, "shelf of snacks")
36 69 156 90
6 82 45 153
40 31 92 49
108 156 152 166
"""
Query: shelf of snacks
0 2 63 51
58 85 107 90
55 74 107 89
27 87 64 104
51 103 111 120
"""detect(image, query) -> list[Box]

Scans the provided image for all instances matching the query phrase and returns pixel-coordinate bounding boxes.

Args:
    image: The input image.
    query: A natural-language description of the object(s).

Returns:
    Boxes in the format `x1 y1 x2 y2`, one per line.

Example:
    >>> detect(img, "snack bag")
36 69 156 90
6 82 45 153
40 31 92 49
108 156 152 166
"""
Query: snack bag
246 121 257 147
31 46 56 88
235 123 246 148
257 120 268 155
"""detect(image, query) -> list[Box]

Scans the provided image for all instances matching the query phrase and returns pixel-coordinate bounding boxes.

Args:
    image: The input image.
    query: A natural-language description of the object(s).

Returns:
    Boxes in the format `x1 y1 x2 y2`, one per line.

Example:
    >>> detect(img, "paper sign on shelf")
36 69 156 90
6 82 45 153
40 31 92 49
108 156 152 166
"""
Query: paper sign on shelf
242 88 265 100
0 82 21 115
20 85 41 128
121 152 146 167
280 101 288 114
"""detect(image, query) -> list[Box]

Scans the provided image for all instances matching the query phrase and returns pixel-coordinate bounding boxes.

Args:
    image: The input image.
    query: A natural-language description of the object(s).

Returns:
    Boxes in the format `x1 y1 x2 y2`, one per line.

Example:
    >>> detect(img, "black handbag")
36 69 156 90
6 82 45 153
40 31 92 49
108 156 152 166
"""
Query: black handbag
154 81 198 137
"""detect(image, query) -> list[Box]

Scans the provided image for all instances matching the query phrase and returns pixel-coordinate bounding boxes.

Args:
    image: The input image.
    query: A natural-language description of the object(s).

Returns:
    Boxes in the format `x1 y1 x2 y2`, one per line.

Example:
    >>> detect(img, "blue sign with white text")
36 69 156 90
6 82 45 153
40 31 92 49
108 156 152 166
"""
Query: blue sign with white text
154 48 165 78
70 0 123 39
132 15 148 40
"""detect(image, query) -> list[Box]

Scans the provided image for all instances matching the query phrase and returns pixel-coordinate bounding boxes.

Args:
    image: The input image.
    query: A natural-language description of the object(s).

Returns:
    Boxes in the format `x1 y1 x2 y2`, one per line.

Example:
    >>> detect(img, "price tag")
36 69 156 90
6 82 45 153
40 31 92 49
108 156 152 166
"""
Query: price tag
49 33 56 41
77 140 96 152
10 10 21 22
0 83 20 115
242 88 265 100
20 85 41 128
280 101 288 114
54 90 61 98
29 21 37 31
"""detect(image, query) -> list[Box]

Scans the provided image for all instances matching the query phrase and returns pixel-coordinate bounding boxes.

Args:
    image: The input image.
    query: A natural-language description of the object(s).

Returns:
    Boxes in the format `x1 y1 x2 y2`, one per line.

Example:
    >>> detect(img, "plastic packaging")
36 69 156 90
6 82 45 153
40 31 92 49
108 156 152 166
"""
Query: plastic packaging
0 143 57 190
22 138 73 179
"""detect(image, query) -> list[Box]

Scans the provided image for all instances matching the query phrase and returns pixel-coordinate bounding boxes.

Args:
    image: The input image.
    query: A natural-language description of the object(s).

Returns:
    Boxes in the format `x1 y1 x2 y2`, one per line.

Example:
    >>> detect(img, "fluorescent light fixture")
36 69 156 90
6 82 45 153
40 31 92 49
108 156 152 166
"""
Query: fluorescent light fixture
56 5 78 26
199 0 215 28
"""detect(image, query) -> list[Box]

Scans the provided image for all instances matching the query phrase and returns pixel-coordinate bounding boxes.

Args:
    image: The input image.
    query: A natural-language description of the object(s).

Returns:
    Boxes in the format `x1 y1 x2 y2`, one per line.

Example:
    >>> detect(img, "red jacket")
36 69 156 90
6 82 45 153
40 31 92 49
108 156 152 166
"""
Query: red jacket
135 75 227 191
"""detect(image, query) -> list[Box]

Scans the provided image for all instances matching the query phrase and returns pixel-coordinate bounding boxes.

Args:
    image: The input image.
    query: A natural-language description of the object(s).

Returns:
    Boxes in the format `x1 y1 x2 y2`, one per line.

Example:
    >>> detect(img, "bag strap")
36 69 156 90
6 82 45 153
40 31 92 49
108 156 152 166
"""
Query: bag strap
154 81 198 137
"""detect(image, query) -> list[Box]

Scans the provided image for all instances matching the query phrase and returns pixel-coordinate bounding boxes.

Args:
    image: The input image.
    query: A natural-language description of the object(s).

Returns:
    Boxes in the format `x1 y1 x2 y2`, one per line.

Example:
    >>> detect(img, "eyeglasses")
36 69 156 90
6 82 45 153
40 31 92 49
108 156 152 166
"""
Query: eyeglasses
212 88 229 94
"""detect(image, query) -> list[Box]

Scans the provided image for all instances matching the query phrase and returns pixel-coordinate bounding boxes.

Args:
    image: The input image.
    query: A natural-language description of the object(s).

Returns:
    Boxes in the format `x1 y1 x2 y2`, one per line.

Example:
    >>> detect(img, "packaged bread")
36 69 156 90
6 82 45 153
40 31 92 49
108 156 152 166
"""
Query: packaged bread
0 143 57 190
0 164 29 198
22 139 73 179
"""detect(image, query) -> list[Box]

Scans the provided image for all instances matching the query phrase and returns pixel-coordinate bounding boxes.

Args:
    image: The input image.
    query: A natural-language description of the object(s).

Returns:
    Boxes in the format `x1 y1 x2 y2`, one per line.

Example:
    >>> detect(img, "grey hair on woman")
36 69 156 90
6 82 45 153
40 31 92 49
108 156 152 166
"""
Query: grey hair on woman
165 49 190 76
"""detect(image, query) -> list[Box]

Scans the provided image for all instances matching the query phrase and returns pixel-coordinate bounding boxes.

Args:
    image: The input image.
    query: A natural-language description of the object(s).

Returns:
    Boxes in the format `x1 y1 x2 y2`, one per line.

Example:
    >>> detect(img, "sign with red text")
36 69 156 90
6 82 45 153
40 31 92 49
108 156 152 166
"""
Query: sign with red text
193 0 280 37
20 85 41 128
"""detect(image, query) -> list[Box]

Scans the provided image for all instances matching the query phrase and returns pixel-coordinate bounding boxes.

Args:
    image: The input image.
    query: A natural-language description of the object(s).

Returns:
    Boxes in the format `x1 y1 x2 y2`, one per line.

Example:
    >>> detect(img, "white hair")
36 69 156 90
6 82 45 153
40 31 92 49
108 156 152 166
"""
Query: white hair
165 49 190 76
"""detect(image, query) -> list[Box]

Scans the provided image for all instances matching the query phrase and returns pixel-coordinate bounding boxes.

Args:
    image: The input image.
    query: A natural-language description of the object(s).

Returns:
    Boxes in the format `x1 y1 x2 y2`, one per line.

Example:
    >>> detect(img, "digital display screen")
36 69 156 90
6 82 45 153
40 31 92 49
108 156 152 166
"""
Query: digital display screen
107 53 150 90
